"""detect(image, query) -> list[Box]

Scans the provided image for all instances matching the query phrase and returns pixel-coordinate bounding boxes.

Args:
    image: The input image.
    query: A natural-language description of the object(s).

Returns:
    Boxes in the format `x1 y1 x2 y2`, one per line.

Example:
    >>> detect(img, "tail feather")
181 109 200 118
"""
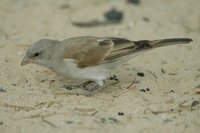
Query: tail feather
105 38 192 61
134 38 193 50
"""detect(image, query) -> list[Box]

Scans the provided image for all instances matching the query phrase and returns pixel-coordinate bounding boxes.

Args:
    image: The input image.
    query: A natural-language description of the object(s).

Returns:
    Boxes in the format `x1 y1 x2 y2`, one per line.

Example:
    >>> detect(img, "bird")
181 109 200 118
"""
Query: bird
21 36 192 95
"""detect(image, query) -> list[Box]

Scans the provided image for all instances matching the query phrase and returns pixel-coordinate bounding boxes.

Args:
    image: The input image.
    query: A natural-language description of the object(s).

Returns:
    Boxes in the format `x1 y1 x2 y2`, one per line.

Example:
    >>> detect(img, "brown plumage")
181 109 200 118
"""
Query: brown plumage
62 36 192 67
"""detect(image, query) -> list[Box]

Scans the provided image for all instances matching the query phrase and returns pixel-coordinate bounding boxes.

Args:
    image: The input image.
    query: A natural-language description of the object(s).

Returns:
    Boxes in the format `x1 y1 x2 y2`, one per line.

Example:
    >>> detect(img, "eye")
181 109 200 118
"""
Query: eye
33 52 40 57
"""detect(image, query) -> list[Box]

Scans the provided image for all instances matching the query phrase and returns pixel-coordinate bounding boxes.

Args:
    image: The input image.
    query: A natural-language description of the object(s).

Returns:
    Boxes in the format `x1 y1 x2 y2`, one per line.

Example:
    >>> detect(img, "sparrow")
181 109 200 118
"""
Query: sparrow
21 36 192 94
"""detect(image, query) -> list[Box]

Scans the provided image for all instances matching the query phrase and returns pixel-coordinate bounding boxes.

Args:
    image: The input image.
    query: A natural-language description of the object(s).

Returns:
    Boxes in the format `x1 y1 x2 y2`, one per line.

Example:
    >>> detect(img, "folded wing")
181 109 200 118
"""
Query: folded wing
62 36 192 67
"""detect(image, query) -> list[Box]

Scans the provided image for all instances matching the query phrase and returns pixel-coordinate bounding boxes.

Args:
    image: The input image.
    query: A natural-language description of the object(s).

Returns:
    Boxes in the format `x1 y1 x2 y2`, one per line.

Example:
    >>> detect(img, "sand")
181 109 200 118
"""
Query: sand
0 0 200 133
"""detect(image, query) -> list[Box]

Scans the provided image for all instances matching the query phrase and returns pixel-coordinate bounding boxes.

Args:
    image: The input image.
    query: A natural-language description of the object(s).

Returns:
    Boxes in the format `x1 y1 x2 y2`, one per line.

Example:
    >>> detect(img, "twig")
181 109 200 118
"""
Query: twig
41 118 57 128
126 79 138 89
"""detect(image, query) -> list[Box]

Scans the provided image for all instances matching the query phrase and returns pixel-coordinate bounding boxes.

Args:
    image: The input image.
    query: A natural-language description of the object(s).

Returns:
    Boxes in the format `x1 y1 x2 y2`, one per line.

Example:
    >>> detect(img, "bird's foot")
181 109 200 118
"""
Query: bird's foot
63 80 104 96
83 84 101 96
63 80 93 90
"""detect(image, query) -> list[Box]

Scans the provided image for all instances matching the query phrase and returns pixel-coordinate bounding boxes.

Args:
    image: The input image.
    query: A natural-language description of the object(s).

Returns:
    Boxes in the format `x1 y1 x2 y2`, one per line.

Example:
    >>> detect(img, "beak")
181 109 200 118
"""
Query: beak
21 57 33 66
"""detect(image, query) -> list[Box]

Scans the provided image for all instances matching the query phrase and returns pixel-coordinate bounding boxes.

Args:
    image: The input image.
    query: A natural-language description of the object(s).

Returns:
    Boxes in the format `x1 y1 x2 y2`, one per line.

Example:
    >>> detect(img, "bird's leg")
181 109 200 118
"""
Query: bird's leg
82 80 94 88
64 80 105 96
83 84 101 96
63 80 93 90
82 80 106 96
109 75 119 81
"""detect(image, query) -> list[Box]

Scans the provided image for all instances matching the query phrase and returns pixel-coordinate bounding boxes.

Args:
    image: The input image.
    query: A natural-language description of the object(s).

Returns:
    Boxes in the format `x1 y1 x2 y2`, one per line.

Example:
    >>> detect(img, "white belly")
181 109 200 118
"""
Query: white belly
53 59 110 83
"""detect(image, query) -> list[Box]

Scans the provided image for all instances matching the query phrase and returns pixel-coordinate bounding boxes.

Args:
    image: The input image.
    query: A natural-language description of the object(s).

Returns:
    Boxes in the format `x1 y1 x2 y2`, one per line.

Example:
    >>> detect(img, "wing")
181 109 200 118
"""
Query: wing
62 36 192 67
61 36 137 67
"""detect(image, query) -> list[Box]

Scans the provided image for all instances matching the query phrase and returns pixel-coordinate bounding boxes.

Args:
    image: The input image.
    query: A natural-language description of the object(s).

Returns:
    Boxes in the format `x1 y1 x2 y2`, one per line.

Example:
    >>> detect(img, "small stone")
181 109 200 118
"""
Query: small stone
169 90 175 93
161 68 165 74
65 121 73 124
41 80 45 82
104 9 123 22
11 83 16 86
0 86 6 92
118 112 124 116
127 0 141 5
191 100 199 108
142 17 150 22
137 72 145 77
140 89 146 92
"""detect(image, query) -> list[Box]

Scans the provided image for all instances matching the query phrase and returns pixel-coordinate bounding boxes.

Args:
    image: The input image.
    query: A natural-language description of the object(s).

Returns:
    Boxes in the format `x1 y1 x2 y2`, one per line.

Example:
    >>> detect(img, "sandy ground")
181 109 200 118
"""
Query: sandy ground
0 0 200 133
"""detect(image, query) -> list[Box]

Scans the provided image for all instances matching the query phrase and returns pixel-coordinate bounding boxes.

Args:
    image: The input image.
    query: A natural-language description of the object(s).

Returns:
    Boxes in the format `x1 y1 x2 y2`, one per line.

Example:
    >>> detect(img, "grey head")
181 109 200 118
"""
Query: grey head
21 39 64 68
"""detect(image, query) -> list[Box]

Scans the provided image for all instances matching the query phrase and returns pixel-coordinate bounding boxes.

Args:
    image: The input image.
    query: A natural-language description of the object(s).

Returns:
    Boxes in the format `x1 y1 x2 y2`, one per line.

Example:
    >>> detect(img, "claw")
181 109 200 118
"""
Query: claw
63 80 94 90
63 80 102 96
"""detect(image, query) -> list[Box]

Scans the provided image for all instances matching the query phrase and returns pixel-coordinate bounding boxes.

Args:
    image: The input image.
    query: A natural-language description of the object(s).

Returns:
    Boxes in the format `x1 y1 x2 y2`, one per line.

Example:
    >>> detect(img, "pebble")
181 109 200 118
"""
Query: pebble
146 88 150 91
169 90 175 93
191 100 199 108
142 17 150 22
127 0 141 5
140 88 150 92
104 8 123 22
0 86 6 92
140 89 146 92
118 112 124 116
137 72 145 77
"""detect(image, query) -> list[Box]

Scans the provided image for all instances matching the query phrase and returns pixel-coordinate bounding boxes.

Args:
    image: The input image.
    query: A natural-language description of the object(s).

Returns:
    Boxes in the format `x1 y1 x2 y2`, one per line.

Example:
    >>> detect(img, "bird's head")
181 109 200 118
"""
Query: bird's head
21 39 63 67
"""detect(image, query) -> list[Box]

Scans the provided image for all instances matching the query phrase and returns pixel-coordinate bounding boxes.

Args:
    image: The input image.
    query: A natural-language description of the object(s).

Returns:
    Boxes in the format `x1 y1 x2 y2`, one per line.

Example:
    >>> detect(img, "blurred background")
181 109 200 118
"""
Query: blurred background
0 0 200 133
0 0 199 44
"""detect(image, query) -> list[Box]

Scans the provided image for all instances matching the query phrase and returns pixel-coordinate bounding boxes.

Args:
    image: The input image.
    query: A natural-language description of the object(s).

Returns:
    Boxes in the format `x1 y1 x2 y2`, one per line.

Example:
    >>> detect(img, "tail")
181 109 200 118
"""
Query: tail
134 38 193 50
